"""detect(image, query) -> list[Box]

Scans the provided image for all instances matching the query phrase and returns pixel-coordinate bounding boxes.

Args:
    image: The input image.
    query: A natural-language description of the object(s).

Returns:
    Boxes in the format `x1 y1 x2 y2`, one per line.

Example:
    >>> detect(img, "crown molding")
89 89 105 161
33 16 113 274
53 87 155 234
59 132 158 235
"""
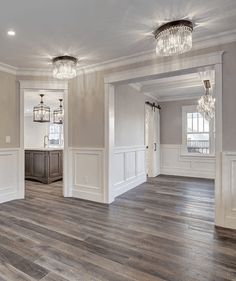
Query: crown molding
0 28 235 77
0 62 17 75
144 92 160 102
155 91 201 102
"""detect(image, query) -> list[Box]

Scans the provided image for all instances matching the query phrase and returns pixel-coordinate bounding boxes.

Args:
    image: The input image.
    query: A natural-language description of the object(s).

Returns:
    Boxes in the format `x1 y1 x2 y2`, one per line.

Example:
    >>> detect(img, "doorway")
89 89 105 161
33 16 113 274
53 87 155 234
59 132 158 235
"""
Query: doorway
104 51 223 227
19 81 70 199
145 102 160 177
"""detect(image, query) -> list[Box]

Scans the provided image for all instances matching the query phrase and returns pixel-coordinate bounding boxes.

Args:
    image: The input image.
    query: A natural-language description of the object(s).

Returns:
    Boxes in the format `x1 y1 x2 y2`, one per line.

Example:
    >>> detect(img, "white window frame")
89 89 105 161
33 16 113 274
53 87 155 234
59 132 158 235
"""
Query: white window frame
48 123 64 148
181 105 215 157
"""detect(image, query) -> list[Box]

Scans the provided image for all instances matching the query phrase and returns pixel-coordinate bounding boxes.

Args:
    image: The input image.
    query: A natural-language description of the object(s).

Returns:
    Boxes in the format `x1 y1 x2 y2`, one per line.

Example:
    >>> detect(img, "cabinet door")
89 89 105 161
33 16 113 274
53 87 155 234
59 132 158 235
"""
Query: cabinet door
32 151 47 179
49 151 62 178
25 151 32 176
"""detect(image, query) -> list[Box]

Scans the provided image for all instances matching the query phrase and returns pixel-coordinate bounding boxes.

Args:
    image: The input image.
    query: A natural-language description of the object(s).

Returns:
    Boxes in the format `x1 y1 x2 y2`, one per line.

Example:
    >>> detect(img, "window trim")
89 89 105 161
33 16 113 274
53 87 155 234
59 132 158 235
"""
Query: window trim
181 105 215 157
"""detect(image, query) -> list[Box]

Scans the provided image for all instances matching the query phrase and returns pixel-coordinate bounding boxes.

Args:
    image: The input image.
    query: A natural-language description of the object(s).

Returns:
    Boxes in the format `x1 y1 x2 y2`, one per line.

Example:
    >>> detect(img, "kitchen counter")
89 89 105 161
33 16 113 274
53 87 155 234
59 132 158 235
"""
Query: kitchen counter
25 149 63 184
25 147 63 151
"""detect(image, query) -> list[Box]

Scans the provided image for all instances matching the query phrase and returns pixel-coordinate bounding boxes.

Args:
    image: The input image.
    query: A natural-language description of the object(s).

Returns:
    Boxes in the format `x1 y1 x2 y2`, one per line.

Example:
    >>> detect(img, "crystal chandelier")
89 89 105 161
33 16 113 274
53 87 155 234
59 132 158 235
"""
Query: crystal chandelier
154 20 193 56
33 94 50 123
52 56 78 79
197 80 215 121
53 99 64 124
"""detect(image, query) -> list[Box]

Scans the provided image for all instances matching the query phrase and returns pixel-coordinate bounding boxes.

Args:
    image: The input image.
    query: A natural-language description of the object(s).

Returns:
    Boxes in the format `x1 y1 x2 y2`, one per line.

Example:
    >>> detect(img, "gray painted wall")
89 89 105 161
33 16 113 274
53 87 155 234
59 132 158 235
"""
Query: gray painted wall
115 85 145 147
1 41 236 152
159 99 197 145
0 71 19 148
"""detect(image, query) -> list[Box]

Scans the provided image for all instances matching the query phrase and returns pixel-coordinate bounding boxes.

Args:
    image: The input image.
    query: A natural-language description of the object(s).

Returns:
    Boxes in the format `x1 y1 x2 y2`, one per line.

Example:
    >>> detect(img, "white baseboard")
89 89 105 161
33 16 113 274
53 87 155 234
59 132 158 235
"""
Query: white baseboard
114 173 146 198
161 144 215 179
68 147 105 203
0 148 20 204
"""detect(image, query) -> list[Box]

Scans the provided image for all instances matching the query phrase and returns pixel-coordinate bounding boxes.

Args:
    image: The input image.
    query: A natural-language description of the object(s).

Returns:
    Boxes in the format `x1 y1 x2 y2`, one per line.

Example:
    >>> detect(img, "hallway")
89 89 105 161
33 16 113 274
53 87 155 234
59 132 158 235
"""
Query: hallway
0 177 235 280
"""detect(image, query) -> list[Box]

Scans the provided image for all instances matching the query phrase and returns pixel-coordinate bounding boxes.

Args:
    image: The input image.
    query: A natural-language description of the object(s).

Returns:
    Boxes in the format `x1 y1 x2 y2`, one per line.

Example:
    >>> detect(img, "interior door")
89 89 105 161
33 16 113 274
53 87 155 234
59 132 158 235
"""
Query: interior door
145 105 160 177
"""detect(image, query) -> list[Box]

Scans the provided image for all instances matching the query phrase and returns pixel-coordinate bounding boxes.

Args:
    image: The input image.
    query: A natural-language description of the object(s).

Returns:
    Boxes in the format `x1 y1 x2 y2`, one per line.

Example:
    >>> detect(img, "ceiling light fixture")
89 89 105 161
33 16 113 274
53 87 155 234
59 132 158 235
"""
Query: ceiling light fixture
7 30 16 36
52 55 78 80
197 80 215 121
154 20 193 56
53 99 64 124
33 94 50 123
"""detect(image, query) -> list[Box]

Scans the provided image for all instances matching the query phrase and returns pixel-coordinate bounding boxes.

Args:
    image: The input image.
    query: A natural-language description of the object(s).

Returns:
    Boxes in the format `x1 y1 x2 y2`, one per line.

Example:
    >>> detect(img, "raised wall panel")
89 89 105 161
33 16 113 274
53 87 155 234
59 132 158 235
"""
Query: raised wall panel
113 146 146 198
0 149 19 203
223 152 236 229
69 148 104 202
114 153 125 185
125 151 136 180
136 150 145 176
161 145 215 179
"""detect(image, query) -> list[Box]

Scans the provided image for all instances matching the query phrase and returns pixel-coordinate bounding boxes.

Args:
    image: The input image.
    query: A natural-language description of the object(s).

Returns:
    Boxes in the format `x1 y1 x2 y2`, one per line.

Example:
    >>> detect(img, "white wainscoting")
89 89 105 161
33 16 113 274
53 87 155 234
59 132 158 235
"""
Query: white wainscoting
222 152 236 229
161 145 215 179
113 146 146 198
69 148 105 203
0 148 20 203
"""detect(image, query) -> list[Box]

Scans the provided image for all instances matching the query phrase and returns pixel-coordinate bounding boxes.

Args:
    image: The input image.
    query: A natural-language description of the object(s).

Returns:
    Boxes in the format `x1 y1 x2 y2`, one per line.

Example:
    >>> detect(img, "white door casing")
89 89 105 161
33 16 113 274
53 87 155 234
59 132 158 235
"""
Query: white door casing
104 51 225 227
19 80 71 199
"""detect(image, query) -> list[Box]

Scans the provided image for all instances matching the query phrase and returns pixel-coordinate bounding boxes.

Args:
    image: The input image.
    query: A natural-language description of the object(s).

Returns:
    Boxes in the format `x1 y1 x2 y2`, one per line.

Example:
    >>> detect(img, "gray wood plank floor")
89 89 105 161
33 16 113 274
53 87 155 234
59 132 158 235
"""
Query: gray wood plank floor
0 176 236 280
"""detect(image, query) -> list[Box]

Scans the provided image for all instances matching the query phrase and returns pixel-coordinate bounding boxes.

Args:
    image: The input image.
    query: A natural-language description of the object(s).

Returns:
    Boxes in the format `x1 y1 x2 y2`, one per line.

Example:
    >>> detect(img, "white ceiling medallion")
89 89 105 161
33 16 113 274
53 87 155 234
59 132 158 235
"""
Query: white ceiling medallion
52 55 78 80
154 20 193 56
197 80 215 121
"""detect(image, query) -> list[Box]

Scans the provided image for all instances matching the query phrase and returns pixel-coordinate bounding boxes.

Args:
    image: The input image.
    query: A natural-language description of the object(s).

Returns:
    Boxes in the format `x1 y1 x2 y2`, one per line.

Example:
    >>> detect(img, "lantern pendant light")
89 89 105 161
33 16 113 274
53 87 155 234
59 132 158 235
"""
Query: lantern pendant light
33 94 50 123
53 99 64 124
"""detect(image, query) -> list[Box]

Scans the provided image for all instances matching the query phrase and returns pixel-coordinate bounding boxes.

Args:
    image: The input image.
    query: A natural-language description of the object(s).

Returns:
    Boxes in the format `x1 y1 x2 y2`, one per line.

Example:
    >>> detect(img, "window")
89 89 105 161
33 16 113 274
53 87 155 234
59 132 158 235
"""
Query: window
48 124 64 147
182 105 215 155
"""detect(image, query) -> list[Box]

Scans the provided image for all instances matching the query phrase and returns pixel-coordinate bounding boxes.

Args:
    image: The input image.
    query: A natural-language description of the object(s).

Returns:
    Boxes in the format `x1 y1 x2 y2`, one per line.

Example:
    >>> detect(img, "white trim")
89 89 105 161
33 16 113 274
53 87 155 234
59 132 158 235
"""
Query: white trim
104 51 223 84
0 29 233 77
68 147 104 203
104 51 223 225
0 62 17 75
0 148 21 203
113 146 146 198
161 144 215 179
19 80 68 90
222 151 236 229
157 92 201 102
181 105 215 156
104 84 115 203
19 80 70 199
144 92 159 102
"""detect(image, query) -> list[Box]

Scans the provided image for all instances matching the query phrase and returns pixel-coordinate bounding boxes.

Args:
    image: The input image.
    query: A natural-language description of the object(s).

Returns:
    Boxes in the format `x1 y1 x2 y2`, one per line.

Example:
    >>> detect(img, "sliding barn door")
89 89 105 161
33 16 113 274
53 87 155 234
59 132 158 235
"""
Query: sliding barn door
145 105 160 177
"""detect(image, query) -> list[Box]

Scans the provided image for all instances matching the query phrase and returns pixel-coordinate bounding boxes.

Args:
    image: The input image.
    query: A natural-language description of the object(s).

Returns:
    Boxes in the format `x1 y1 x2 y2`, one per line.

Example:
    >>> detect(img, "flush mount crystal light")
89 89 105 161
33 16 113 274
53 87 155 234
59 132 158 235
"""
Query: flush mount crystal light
53 99 64 124
154 20 193 56
52 55 78 79
197 80 215 121
33 94 50 123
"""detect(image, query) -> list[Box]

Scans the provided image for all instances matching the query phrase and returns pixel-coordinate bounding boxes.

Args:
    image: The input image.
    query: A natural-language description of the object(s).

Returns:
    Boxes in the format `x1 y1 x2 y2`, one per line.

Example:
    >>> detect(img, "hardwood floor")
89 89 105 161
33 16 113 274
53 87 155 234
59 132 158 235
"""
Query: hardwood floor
0 176 236 280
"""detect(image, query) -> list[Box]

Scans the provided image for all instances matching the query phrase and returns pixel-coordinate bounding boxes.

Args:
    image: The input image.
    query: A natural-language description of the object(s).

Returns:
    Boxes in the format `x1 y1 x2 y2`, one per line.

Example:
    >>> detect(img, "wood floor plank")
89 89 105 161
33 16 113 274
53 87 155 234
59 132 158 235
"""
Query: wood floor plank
0 176 235 280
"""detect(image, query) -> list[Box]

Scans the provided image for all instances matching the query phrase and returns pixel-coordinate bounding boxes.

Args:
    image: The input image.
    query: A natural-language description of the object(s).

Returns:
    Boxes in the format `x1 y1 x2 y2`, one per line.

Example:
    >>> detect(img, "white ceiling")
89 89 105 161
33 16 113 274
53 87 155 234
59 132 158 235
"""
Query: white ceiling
24 91 63 115
130 71 215 101
1 0 236 69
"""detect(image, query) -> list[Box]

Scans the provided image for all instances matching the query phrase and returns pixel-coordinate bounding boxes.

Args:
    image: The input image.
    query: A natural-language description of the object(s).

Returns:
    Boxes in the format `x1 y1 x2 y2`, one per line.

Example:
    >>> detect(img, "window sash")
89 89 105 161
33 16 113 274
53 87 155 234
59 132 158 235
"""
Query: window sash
182 105 215 155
